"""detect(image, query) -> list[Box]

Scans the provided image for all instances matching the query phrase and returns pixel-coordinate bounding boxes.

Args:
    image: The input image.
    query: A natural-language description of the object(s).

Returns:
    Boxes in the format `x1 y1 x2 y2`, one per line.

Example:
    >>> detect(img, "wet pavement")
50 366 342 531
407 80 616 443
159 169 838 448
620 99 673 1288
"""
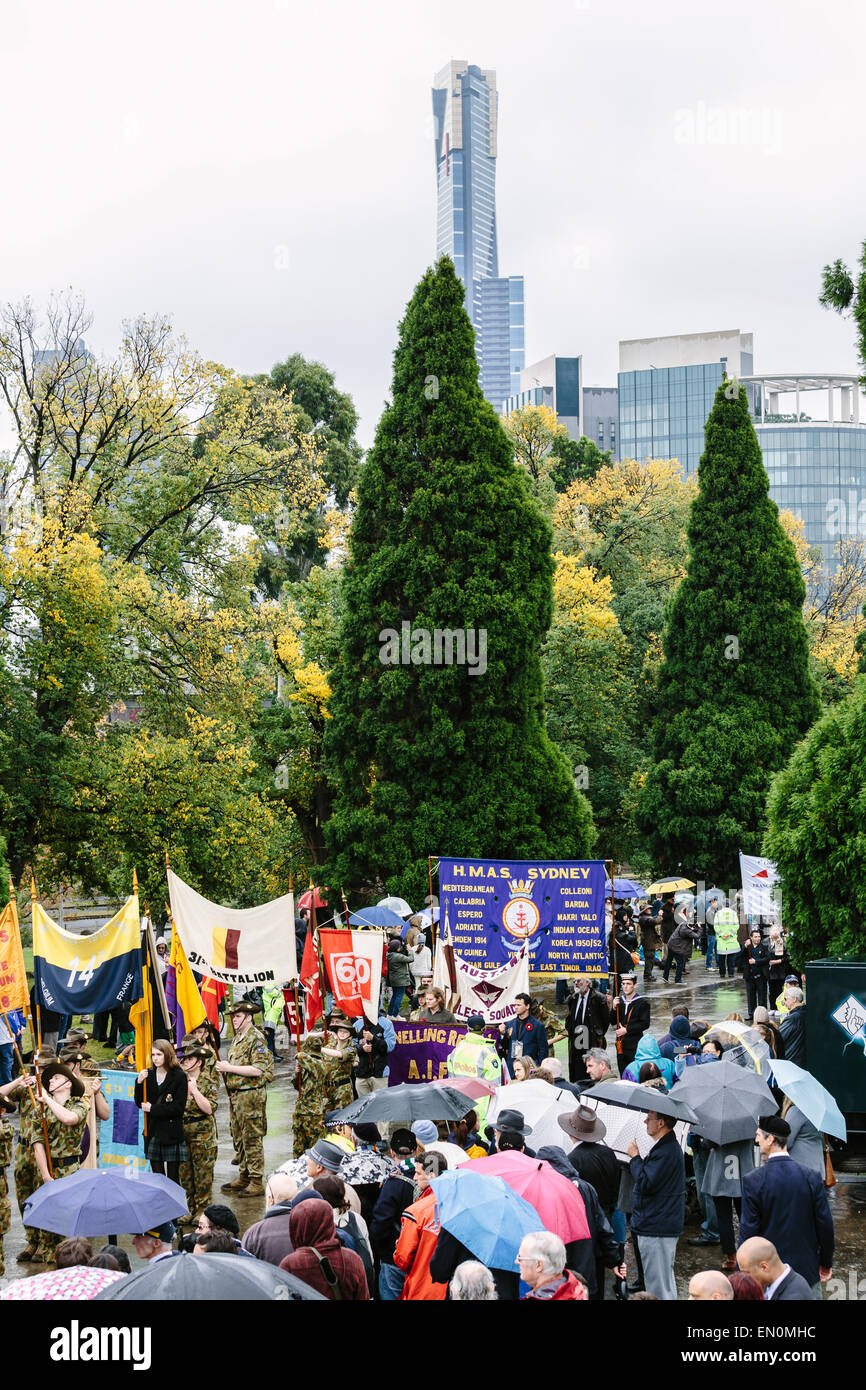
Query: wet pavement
1 963 864 1298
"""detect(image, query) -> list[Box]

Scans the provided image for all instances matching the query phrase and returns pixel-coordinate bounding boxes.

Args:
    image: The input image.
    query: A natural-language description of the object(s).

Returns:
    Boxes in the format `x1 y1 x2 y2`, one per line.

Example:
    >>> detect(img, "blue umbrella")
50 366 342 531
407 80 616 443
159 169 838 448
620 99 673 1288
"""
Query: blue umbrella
23 1166 188 1237
430 1169 543 1272
612 878 645 899
349 905 404 929
770 1060 847 1142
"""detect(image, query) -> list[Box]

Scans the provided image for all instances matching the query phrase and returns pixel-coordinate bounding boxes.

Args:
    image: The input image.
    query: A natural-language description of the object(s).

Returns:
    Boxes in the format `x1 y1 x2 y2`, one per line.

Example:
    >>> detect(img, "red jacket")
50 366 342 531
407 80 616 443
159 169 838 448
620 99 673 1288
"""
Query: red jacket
394 1189 447 1301
523 1271 588 1301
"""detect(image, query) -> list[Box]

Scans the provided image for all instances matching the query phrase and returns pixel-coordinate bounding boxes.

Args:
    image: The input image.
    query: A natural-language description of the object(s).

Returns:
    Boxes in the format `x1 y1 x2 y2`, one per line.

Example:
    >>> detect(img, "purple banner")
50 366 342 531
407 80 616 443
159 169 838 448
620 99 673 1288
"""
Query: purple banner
388 1020 498 1086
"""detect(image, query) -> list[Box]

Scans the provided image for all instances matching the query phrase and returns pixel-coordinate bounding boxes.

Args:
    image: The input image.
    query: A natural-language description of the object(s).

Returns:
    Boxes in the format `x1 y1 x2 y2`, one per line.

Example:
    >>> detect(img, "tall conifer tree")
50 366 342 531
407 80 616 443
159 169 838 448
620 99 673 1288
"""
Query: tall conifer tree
324 259 595 900
636 380 819 883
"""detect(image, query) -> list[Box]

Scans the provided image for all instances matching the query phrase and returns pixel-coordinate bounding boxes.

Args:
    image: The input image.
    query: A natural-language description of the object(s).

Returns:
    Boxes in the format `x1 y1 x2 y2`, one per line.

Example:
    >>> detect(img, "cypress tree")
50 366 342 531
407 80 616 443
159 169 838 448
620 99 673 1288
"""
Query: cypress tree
324 258 595 901
635 379 819 884
764 681 866 963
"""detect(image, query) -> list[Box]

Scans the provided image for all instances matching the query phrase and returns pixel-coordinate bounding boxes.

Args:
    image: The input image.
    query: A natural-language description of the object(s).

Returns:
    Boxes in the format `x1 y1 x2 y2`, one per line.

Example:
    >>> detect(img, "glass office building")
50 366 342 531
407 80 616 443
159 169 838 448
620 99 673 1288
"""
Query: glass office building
747 375 866 569
617 330 755 475
432 61 525 408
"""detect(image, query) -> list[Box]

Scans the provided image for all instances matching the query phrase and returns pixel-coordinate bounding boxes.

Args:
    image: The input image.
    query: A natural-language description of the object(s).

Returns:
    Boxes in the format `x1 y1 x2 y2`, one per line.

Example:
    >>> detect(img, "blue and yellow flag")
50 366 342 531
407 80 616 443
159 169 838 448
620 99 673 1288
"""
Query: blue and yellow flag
33 896 142 1015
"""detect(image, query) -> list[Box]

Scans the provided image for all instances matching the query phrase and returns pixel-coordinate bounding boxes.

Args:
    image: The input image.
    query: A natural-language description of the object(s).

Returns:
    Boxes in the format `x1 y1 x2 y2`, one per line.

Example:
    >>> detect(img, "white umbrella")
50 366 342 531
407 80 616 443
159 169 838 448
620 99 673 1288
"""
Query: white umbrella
378 895 414 918
424 1141 471 1169
486 1078 581 1151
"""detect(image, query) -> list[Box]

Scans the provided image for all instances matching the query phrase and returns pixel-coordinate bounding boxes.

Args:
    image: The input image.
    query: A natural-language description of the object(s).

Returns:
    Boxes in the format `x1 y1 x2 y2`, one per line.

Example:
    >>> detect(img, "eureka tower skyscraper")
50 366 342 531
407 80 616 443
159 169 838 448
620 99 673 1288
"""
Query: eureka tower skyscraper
432 61 525 411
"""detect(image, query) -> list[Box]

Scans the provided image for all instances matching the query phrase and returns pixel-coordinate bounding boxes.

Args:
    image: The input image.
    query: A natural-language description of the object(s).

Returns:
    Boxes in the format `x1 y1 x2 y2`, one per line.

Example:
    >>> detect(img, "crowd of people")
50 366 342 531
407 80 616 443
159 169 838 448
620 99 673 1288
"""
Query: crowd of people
0 898 842 1303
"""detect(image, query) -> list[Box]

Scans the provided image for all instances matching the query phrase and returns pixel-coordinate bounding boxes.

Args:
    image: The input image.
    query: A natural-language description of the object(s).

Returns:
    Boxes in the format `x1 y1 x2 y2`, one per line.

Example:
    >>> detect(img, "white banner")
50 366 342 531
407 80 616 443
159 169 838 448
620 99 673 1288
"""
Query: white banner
434 934 530 1025
167 869 297 988
739 853 781 919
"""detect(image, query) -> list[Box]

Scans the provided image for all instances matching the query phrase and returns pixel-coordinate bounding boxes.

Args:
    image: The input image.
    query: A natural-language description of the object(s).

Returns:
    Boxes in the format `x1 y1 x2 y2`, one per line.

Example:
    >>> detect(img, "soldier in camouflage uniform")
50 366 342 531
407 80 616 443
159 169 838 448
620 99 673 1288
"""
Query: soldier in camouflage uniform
322 1012 356 1114
183 1025 220 1087
291 1031 333 1159
31 1062 90 1263
179 1043 219 1223
0 1046 56 1262
0 1093 15 1278
217 1000 273 1198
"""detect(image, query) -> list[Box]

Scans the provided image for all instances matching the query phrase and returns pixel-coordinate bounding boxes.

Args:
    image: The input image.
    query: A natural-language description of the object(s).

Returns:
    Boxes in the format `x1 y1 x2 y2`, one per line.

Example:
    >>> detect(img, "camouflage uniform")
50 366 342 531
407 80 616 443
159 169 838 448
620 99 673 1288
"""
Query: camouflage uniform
0 1116 13 1278
224 1026 273 1182
292 1036 332 1158
10 1081 43 1253
32 1095 90 1262
179 1071 219 1219
324 1044 355 1115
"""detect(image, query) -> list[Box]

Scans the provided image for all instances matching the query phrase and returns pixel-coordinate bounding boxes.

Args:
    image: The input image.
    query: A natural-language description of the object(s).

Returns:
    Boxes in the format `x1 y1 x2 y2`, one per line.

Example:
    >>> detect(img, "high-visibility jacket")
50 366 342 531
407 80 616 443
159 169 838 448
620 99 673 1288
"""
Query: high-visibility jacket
262 987 285 1029
446 1032 502 1123
713 907 740 955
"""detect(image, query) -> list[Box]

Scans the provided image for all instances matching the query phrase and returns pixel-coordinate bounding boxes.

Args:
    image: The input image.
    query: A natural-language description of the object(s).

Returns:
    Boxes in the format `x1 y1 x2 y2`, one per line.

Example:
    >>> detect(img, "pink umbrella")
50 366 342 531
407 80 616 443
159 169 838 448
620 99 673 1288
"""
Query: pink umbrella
0 1265 126 1300
466 1151 590 1242
431 1076 497 1102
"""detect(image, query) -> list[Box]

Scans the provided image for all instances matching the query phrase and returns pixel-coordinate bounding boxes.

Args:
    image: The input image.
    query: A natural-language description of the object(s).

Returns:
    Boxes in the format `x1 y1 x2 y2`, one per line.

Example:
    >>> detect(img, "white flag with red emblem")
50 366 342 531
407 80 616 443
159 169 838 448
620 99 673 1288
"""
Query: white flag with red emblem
739 852 781 918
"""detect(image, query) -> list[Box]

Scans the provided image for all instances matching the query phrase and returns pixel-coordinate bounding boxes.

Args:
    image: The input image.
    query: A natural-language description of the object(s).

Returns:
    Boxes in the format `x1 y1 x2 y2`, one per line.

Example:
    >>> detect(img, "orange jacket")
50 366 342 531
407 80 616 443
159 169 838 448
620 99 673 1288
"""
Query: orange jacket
393 1188 448 1301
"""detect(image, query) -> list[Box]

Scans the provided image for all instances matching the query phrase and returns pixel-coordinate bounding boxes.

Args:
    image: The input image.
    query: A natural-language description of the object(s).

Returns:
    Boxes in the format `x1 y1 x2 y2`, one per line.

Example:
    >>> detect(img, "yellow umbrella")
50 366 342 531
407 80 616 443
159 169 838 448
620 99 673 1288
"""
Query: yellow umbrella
647 877 696 894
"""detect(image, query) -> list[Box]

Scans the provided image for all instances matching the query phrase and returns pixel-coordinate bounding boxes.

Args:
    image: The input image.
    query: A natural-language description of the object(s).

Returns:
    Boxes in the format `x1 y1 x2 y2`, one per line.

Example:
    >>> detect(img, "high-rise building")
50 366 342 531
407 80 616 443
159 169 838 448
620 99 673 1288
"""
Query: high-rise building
432 61 525 410
582 386 619 457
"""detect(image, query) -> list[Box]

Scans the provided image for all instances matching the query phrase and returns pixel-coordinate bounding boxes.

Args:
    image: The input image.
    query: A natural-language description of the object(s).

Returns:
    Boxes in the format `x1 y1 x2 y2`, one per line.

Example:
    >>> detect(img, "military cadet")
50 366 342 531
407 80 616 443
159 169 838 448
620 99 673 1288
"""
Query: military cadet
60 1047 109 1166
178 1043 219 1224
0 1092 15 1278
182 1028 219 1087
217 1000 273 1198
31 1062 90 1263
291 1031 332 1159
0 1047 56 1263
322 1011 356 1113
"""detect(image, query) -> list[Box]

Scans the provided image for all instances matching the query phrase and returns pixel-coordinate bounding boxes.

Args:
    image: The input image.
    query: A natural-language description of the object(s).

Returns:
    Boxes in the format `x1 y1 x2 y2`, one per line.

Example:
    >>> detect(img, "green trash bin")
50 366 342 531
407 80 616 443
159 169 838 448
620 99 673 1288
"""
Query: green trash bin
805 956 866 1142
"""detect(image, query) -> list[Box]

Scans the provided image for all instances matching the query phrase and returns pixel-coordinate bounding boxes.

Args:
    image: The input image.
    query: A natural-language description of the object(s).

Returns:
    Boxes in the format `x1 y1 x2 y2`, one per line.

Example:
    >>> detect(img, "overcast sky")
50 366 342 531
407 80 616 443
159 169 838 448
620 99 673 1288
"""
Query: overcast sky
2 0 864 445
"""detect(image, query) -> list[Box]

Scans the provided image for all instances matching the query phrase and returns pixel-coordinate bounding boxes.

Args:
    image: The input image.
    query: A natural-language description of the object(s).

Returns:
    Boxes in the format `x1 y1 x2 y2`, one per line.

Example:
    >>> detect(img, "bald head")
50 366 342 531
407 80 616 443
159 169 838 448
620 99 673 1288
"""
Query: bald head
266 1173 298 1207
688 1270 734 1301
737 1236 782 1288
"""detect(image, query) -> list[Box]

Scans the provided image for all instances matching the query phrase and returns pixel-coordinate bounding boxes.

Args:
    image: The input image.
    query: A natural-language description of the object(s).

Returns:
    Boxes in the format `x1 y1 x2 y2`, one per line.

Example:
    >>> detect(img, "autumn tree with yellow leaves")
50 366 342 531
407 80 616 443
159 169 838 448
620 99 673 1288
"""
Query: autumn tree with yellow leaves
0 293 354 899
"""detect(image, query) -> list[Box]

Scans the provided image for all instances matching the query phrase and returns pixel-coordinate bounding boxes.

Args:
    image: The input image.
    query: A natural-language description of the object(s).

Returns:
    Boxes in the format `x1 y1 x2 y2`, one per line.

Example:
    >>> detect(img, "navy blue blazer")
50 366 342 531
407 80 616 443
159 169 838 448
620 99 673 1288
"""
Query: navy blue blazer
739 1155 834 1287
771 1267 815 1301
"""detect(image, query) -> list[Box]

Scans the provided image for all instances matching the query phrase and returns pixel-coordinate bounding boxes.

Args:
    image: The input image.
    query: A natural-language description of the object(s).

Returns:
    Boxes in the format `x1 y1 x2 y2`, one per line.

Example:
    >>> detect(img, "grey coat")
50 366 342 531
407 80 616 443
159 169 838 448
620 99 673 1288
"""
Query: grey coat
785 1105 825 1176
700 1138 757 1198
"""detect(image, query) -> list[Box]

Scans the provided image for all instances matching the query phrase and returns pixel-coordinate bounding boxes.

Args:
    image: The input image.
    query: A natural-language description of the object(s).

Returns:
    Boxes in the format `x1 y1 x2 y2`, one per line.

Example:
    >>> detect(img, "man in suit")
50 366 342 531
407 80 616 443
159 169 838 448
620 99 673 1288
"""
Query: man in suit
611 975 650 1076
738 1115 833 1294
737 1237 815 1301
565 977 610 1082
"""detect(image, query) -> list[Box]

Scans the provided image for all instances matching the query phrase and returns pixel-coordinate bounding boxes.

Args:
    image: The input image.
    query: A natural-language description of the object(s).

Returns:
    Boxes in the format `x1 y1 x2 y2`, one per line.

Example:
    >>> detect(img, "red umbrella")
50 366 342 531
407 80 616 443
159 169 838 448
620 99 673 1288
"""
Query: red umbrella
298 888 328 910
467 1151 590 1242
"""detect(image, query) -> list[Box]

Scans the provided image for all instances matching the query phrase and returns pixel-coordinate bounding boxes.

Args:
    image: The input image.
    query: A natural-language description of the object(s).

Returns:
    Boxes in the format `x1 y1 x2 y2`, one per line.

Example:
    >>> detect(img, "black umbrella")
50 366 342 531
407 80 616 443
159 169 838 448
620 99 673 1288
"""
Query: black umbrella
94 1251 325 1301
671 1061 776 1145
586 1079 699 1126
331 1082 473 1125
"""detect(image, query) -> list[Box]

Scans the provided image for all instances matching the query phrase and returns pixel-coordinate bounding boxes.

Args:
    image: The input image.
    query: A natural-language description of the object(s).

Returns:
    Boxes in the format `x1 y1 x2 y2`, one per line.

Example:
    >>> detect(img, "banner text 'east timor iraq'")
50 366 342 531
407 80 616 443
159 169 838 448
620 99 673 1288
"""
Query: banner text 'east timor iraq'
440 858 607 974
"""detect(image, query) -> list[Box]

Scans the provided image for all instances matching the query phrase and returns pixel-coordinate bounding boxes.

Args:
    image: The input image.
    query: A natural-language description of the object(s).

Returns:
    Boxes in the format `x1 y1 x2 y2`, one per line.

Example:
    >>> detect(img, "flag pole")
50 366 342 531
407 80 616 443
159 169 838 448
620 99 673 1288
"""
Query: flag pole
340 889 351 928
30 877 43 1053
427 856 438 952
27 876 53 1177
310 881 329 1029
